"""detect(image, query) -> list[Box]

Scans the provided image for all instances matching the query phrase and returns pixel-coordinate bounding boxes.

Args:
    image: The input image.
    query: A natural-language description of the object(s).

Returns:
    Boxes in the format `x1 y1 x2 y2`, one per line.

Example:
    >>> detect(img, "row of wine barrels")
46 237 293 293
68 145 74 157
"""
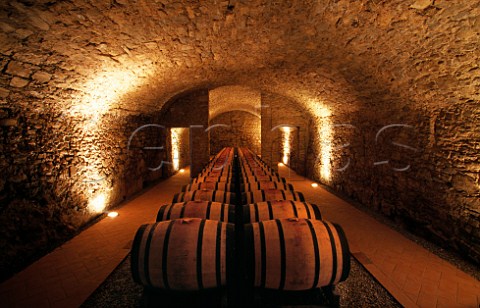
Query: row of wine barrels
203 148 234 172
238 148 351 291
240 169 276 179
242 201 321 223
200 167 235 178
240 161 274 173
157 201 235 222
192 174 286 185
244 218 350 290
132 148 238 293
242 190 305 204
244 181 294 192
132 218 235 290
173 190 236 204
238 148 270 169
131 218 349 291
155 201 321 224
242 175 286 184
188 178 292 193
182 182 239 192
191 175 235 184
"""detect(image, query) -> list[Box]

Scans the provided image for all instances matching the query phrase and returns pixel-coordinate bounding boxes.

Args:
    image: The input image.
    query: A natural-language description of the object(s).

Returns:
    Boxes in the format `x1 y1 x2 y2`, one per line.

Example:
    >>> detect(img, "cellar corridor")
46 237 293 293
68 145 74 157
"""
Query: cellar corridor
0 162 478 307
1 0 479 307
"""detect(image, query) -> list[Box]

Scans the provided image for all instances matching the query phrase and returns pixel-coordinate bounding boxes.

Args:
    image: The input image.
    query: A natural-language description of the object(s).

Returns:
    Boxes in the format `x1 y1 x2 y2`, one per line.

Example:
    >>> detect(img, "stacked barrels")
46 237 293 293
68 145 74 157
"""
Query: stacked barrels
131 147 237 296
237 147 350 294
130 147 350 306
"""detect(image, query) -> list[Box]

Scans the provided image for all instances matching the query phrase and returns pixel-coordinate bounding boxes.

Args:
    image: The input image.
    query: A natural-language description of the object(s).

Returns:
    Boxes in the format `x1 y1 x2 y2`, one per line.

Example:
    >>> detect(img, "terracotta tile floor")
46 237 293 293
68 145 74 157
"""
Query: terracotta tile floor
1 165 479 308
279 165 480 308
0 169 191 308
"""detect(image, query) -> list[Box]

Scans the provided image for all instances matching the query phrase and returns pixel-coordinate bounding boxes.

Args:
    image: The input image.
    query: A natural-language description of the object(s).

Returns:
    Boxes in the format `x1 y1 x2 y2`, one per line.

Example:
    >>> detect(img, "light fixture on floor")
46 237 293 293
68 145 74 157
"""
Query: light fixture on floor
311 183 319 188
278 162 284 166
107 211 119 218
179 169 185 173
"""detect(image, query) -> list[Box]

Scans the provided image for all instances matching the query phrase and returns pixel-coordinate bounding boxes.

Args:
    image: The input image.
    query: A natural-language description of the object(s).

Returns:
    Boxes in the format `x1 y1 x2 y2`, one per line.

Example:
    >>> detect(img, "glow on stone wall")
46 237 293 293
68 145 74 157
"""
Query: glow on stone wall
65 64 153 214
171 128 182 171
310 102 333 183
282 126 292 165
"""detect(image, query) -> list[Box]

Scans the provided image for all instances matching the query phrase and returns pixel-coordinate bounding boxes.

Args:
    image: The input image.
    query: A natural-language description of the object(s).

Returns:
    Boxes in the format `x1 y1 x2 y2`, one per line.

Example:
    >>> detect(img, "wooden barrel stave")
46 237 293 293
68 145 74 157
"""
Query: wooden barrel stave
156 201 235 222
242 201 321 223
243 190 305 204
182 182 236 192
244 219 350 291
244 181 294 192
173 190 236 204
131 218 235 290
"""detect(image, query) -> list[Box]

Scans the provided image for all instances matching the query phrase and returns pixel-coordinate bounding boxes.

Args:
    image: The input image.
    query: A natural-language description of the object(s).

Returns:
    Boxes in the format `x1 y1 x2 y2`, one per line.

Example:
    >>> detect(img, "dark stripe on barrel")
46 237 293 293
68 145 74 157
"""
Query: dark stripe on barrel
196 219 206 289
334 223 351 282
259 221 266 288
131 224 148 284
275 219 286 290
215 222 222 286
306 219 320 288
323 221 338 285
144 222 159 287
162 220 175 290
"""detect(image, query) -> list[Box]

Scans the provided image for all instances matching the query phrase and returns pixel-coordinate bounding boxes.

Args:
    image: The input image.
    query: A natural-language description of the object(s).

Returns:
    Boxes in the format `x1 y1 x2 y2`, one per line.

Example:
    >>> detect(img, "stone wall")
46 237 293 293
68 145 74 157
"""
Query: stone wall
171 127 190 170
261 92 309 176
160 90 209 177
209 111 261 155
0 0 478 276
306 100 480 264
0 104 167 281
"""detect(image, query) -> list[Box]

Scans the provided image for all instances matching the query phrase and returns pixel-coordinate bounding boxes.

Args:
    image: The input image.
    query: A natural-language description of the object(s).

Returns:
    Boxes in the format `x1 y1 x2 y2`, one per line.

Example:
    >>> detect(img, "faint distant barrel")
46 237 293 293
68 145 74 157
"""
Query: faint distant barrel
244 219 350 290
244 181 294 192
191 176 235 184
240 165 275 174
200 166 235 178
173 190 236 204
242 175 286 184
156 201 235 222
131 218 234 290
242 201 321 223
182 182 237 192
241 170 276 179
242 189 305 204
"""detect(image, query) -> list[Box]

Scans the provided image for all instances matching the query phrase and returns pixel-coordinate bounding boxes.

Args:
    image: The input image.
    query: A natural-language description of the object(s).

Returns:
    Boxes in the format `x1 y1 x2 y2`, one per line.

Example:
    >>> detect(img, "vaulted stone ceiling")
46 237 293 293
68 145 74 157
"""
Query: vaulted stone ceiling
2 0 478 119
1 0 479 269
209 86 261 119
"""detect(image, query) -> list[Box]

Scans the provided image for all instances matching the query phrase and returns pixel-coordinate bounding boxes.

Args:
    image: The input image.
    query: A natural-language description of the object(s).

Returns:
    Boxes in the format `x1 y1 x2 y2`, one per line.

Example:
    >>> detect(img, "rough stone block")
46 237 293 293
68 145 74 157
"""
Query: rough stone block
0 118 18 126
32 71 52 83
10 77 29 88
6 61 32 78
14 28 33 39
0 88 9 98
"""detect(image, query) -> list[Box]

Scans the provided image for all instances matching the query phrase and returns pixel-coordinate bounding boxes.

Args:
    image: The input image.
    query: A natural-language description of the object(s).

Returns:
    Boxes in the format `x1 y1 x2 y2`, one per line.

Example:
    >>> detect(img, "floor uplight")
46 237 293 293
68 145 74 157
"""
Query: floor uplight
107 211 119 218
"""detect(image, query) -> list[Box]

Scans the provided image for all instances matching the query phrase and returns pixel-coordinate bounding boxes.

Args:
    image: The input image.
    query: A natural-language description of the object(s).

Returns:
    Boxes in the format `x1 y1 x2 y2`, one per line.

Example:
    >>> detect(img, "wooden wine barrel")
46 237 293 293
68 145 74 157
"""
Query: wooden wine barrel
191 176 235 184
131 218 235 290
182 182 236 192
244 181 294 192
242 201 321 223
173 190 236 204
156 201 235 222
240 169 276 178
200 168 235 178
244 219 350 290
242 175 286 184
243 189 305 204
